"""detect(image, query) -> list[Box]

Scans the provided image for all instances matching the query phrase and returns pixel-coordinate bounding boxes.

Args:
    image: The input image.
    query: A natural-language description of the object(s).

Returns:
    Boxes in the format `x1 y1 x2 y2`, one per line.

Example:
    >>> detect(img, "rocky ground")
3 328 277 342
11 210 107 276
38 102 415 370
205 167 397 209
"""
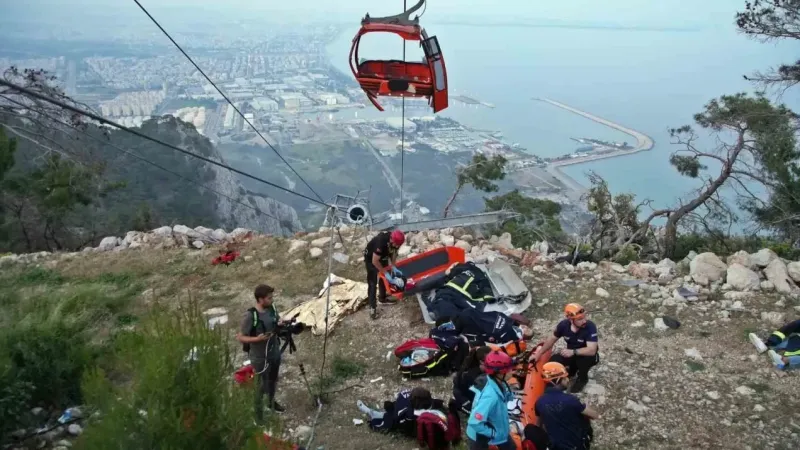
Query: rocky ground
3 225 800 450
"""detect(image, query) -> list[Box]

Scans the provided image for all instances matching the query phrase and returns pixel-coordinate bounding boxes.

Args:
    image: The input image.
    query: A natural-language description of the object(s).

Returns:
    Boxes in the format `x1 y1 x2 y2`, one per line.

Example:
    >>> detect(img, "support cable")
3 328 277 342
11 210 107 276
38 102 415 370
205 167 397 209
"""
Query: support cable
0 79 330 207
399 0 407 224
131 0 326 205
305 206 338 449
3 101 286 224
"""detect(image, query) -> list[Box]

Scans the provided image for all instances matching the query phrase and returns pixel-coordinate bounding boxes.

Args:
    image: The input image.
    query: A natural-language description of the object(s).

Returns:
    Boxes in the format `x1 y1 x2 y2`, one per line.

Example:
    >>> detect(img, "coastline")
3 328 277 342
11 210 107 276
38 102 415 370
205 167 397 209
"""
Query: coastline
535 98 656 197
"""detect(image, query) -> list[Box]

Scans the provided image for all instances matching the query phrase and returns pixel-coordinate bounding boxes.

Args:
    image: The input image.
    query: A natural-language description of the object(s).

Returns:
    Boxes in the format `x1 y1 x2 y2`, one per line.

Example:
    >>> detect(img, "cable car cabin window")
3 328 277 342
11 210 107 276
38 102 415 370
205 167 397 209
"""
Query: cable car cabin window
422 37 445 92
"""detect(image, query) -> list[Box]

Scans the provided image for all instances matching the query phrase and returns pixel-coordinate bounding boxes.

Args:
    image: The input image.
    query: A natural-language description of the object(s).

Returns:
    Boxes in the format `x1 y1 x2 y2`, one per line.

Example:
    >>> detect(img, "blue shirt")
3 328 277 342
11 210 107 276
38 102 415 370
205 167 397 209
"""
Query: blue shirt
554 319 598 350
534 386 590 450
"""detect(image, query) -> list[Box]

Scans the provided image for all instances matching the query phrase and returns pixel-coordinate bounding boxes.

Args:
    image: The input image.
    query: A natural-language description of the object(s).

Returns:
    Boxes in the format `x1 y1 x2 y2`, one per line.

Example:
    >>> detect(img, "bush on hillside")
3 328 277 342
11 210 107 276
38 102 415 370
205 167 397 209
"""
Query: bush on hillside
673 232 800 261
75 299 268 450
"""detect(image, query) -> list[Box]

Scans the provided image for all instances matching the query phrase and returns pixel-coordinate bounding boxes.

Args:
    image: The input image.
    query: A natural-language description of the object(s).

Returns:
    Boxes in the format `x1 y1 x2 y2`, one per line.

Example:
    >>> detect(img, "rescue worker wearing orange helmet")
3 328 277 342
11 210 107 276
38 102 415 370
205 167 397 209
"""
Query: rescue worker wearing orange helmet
363 229 405 319
534 362 598 450
466 351 516 450
530 303 599 393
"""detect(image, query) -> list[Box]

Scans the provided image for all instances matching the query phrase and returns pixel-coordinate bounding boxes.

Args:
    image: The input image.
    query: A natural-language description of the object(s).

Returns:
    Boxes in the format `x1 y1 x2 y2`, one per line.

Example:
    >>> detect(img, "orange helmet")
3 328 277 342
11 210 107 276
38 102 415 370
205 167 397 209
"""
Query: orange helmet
542 361 569 382
564 303 585 320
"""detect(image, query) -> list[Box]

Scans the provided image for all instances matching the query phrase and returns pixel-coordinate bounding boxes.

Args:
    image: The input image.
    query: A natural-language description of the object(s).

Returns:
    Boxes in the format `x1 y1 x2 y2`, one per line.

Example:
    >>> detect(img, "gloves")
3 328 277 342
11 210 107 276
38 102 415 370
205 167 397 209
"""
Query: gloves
384 272 395 284
391 266 403 277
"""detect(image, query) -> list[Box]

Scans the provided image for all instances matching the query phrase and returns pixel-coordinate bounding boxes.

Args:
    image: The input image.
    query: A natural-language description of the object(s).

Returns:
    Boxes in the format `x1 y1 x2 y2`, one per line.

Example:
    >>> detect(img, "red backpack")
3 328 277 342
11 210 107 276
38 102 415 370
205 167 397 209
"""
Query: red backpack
415 410 461 449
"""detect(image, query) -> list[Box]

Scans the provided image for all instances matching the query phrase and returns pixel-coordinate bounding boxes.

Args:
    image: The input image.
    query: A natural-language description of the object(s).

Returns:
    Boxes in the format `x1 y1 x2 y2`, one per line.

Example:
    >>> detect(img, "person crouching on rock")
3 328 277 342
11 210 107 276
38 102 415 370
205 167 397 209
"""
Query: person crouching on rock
363 229 405 319
530 303 599 393
466 351 516 450
534 362 599 450
749 318 800 370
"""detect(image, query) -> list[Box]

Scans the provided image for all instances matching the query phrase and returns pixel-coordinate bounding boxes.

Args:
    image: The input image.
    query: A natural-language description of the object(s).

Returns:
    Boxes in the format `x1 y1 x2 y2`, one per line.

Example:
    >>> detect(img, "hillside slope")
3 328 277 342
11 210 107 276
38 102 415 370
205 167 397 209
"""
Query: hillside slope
2 226 799 450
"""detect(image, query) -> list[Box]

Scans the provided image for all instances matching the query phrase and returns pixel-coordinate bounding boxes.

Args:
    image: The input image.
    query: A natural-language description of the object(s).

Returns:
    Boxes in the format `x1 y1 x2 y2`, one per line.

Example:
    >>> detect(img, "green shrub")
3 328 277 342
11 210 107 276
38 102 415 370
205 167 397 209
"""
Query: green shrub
75 299 266 450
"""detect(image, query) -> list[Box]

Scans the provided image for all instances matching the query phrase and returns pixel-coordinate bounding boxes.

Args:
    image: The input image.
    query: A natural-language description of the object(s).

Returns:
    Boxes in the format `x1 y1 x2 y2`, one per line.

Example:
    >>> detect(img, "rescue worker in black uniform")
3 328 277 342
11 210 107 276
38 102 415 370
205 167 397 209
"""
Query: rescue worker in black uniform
430 261 495 320
364 229 405 319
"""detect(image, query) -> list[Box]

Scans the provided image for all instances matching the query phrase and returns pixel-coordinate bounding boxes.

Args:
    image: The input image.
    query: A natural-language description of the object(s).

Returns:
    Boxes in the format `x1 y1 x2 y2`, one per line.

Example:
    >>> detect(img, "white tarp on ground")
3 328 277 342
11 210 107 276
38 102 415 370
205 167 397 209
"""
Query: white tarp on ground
284 274 368 336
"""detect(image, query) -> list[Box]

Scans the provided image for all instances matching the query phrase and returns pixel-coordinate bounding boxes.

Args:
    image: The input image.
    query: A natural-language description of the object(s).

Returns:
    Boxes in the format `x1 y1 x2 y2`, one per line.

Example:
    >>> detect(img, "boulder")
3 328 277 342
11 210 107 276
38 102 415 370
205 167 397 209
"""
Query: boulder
309 247 323 258
787 261 800 283
288 240 308 254
726 263 761 291
751 248 779 268
311 236 332 248
454 240 472 252
98 236 120 251
495 232 514 250
689 252 727 286
764 258 797 294
726 250 754 270
173 224 202 239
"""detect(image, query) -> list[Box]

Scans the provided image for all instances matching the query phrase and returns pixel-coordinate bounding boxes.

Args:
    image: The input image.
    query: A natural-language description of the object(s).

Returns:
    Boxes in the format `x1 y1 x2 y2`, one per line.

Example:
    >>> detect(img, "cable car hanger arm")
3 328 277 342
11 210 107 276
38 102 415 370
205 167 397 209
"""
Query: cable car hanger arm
362 0 426 26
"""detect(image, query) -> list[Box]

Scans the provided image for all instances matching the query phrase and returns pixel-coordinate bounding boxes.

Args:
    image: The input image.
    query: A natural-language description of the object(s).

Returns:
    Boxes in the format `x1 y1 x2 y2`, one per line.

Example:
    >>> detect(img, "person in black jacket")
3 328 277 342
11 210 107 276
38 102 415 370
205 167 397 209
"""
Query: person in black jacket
749 318 800 369
452 346 491 414
363 230 405 319
453 309 532 346
356 387 443 436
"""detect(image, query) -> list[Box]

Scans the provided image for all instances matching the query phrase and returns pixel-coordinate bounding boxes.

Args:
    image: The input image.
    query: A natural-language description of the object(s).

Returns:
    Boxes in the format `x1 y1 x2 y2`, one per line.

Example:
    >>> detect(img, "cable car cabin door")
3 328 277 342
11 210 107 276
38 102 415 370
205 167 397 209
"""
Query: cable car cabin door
421 35 448 113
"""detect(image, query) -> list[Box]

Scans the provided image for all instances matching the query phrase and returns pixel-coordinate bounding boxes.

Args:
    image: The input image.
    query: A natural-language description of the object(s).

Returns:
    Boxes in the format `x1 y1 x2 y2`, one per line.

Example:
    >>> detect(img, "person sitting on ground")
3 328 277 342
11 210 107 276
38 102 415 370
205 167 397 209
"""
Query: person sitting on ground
534 362 599 450
452 346 492 414
466 351 516 450
530 303 598 393
357 387 444 436
749 318 800 370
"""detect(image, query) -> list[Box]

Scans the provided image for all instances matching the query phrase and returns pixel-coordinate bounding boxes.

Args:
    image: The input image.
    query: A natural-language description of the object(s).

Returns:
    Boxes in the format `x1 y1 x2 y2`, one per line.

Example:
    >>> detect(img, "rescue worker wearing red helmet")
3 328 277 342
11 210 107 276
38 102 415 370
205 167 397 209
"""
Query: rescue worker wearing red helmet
530 303 599 393
534 362 598 450
466 351 515 450
363 229 405 319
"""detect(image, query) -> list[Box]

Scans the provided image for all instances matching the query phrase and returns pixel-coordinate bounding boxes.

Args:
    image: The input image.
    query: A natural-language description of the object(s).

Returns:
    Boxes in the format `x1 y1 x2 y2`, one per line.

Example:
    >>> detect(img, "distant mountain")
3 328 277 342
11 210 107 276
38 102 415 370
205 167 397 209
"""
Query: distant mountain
0 114 302 253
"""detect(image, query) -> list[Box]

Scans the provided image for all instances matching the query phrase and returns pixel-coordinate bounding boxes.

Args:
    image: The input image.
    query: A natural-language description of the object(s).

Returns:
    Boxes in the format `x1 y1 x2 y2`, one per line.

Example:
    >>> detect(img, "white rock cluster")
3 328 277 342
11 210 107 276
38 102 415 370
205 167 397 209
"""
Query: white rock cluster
0 225 257 267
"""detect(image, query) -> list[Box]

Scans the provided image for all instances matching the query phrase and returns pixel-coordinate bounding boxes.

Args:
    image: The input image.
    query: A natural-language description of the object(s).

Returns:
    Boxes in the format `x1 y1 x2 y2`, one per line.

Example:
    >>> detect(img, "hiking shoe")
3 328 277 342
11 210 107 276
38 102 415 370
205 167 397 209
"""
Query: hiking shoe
767 350 786 369
268 401 285 414
370 308 379 320
569 378 588 394
378 296 398 305
749 333 767 354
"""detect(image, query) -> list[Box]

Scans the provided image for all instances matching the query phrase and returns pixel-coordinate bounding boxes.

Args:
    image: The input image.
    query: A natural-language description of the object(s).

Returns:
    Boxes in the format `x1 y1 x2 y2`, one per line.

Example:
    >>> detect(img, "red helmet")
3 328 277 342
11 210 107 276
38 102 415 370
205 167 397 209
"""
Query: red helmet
483 350 514 375
404 278 416 291
390 230 405 246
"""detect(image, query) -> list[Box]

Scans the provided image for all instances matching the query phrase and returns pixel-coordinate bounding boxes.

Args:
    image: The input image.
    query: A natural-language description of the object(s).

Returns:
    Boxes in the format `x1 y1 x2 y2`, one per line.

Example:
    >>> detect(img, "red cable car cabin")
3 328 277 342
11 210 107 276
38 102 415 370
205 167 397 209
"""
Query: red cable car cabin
349 0 448 114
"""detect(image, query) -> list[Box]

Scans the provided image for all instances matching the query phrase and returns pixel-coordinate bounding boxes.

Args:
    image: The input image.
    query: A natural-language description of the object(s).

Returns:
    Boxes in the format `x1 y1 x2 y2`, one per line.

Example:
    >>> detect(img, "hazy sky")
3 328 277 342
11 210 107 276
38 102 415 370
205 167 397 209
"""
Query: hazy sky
5 0 754 28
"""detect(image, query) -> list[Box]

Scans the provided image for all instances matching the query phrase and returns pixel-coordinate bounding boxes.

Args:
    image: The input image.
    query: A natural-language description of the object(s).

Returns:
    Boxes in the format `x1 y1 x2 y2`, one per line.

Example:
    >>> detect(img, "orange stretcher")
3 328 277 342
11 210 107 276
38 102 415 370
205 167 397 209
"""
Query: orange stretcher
379 245 466 300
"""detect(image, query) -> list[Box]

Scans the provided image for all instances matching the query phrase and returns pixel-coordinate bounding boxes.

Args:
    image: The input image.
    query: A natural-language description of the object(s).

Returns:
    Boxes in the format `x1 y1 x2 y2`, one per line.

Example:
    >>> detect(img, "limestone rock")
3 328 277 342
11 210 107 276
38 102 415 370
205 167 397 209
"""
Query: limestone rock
689 252 727 286
764 258 797 294
726 263 761 291
787 261 800 283
311 236 332 248
751 248 779 268
726 250 754 269
289 240 308 254
98 236 120 251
